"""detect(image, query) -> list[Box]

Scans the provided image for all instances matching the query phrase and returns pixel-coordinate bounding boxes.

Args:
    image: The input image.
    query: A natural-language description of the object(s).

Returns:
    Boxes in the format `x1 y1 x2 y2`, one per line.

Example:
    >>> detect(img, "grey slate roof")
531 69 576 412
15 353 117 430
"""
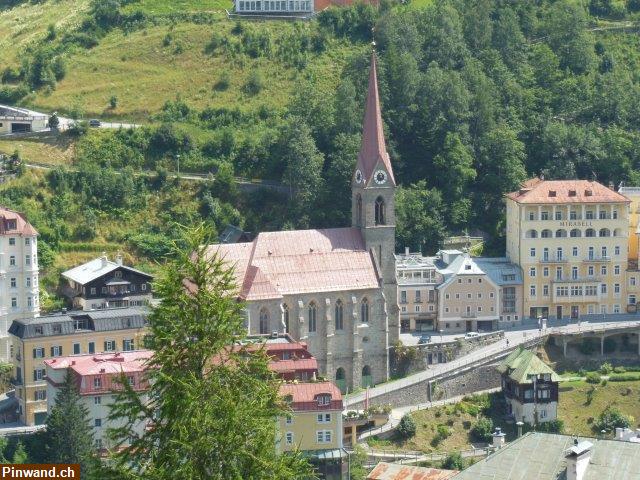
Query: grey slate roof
455 432 640 480
9 307 149 339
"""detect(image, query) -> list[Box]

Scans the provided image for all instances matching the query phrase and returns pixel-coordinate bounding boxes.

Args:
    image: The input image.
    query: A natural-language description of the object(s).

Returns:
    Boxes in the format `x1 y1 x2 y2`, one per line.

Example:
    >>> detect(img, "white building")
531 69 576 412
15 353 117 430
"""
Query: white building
0 105 48 134
0 208 39 360
235 0 313 14
45 350 153 451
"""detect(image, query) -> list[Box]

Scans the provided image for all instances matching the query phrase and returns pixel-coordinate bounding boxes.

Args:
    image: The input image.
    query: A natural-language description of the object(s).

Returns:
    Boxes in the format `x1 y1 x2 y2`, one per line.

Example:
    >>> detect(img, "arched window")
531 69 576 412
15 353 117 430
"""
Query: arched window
614 228 622 237
335 367 346 393
374 197 385 225
362 365 373 388
586 228 596 238
259 308 269 334
541 229 552 238
336 368 345 380
570 229 581 238
356 194 363 226
599 228 611 237
335 300 344 331
361 298 369 323
525 229 538 239
555 229 567 238
308 302 317 333
282 304 289 333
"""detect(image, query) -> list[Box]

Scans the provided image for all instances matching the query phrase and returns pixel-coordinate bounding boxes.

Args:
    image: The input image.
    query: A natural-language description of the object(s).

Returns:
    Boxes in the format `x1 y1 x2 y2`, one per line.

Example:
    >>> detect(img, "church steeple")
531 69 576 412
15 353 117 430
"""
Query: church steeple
354 51 396 187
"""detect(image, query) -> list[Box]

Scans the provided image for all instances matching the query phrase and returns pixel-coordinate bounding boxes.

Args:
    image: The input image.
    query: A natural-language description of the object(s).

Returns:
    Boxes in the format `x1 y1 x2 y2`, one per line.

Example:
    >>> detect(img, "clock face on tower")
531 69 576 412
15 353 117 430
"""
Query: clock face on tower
355 170 363 184
374 170 387 185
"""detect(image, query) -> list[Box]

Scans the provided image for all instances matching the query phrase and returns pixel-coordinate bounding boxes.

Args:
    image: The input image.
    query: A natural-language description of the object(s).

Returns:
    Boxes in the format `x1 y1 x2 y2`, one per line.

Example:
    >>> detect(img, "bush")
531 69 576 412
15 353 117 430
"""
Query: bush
442 452 464 470
244 70 264 95
214 71 231 91
396 414 416 440
600 362 613 374
594 407 633 433
536 419 564 433
586 372 602 384
613 366 626 374
609 373 640 382
436 424 451 441
470 418 493 442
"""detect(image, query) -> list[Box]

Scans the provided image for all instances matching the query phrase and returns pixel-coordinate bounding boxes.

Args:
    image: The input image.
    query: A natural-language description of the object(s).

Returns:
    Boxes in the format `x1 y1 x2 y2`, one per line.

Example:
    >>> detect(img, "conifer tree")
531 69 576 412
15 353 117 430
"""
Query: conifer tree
41 370 97 478
108 224 312 480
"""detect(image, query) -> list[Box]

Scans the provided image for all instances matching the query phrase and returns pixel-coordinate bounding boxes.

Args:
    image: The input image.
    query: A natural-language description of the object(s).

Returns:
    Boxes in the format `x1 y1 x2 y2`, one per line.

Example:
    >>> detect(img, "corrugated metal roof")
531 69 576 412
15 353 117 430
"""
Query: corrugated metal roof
455 432 640 480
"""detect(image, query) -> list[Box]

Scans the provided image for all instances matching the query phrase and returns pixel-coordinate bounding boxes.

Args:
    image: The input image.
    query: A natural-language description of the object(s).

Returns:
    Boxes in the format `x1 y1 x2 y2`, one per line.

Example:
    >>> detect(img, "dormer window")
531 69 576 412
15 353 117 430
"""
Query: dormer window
34 326 43 335
585 189 593 196
465 265 471 270
52 324 62 334
548 190 556 197
316 394 331 406
6 220 16 230
568 190 576 197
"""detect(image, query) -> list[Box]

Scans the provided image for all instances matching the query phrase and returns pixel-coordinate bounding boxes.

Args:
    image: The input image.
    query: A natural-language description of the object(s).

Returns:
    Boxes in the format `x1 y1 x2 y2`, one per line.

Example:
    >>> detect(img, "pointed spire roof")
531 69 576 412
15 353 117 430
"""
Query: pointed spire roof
355 52 396 186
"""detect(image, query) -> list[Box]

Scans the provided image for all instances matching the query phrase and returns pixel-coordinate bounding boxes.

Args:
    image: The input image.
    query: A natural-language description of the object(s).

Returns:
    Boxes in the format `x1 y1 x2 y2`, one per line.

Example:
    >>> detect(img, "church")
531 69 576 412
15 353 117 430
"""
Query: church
207 53 398 392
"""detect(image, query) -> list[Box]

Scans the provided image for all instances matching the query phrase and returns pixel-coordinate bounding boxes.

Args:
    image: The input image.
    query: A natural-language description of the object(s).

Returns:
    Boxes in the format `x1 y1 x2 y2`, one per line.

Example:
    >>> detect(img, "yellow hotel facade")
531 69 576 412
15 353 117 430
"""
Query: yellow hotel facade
506 178 630 320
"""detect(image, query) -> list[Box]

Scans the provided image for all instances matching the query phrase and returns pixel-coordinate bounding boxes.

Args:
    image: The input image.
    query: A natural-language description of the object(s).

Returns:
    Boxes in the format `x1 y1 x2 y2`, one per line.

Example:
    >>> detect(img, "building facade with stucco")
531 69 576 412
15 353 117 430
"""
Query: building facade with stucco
207 54 397 393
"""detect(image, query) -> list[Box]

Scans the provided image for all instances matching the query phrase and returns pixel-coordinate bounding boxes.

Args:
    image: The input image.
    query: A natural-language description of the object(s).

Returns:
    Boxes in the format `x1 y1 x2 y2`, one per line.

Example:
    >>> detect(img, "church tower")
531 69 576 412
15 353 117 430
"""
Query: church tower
352 52 399 344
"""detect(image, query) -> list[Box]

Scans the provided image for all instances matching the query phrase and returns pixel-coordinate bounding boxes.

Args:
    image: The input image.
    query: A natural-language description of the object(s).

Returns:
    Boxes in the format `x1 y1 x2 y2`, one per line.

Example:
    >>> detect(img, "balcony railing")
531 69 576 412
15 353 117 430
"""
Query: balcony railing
553 276 601 284
583 256 611 262
540 256 568 263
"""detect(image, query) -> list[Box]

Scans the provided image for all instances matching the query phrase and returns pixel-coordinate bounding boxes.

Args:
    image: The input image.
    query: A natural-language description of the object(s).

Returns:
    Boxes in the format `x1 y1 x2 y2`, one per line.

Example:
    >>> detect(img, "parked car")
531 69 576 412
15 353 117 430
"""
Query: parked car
464 332 480 339
89 119 101 127
418 334 432 344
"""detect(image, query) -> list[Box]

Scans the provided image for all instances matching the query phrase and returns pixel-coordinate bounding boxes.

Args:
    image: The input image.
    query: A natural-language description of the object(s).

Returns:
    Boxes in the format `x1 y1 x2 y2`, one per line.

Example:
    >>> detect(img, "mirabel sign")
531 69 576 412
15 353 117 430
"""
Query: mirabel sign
559 221 593 227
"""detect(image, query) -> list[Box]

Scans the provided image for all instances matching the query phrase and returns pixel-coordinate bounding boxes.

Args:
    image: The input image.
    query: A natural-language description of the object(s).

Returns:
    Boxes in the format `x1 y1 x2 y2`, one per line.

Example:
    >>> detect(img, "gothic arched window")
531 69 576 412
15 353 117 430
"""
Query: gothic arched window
375 197 385 225
259 308 269 334
361 298 369 323
356 194 363 226
308 302 317 333
335 299 344 331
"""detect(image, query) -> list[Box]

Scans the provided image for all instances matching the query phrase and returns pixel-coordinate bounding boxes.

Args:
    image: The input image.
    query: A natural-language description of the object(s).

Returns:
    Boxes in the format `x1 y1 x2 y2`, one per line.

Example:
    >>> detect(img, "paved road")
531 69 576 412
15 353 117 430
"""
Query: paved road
346 318 640 407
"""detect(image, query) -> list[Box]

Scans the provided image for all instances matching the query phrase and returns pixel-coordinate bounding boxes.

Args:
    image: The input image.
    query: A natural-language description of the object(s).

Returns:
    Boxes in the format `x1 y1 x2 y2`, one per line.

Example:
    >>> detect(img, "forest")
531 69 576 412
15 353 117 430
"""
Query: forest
1 0 640 278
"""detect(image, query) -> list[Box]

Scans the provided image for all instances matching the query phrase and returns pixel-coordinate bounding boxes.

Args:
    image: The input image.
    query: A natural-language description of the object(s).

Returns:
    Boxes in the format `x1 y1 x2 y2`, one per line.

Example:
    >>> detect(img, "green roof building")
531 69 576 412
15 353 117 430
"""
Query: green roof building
497 348 559 425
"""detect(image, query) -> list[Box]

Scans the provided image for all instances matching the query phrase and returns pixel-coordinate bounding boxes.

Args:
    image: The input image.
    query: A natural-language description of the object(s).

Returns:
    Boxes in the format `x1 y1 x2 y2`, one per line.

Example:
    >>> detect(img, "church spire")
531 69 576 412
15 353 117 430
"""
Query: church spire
355 51 396 186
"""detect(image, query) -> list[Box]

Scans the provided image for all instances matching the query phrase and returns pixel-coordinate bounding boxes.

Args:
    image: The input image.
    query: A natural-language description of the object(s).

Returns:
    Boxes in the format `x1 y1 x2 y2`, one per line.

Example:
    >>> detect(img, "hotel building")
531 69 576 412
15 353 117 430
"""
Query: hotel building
9 307 150 425
506 178 630 320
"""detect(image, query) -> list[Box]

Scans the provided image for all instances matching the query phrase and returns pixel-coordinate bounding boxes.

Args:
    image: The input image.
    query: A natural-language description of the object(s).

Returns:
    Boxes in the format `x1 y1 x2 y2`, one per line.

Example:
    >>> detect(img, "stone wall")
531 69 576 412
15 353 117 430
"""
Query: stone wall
351 363 502 409
391 331 505 377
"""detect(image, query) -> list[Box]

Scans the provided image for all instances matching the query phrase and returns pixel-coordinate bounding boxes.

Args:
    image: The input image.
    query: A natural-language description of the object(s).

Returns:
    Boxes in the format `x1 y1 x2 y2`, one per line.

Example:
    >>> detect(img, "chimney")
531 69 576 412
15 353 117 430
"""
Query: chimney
516 421 524 438
492 427 506 449
101 253 108 268
609 181 615 191
566 439 593 480
116 252 123 266
405 247 409 256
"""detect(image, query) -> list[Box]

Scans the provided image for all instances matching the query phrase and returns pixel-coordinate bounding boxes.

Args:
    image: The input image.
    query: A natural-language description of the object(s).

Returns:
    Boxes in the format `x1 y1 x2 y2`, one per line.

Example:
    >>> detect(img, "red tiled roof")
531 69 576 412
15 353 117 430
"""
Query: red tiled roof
270 358 318 374
367 462 458 480
355 52 396 187
0 207 37 236
279 381 342 410
207 227 380 301
45 350 153 376
506 179 629 204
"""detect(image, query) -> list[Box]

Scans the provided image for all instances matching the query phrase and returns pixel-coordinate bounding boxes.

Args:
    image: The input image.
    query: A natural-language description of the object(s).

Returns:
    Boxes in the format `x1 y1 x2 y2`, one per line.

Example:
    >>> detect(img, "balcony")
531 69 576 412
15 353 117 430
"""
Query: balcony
540 256 568 264
553 276 601 284
461 312 477 319
583 256 611 263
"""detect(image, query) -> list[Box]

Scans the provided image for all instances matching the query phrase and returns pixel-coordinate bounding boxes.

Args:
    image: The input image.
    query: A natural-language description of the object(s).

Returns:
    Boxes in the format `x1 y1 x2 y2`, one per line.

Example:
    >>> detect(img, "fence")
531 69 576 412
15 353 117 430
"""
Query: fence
355 445 492 468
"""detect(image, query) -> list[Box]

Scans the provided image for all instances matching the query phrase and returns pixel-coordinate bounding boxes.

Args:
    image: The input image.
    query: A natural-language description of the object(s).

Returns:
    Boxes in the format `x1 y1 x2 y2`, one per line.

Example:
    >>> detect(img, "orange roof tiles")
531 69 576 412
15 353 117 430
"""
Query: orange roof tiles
506 179 629 204
207 227 380 301
279 381 342 410
367 462 458 480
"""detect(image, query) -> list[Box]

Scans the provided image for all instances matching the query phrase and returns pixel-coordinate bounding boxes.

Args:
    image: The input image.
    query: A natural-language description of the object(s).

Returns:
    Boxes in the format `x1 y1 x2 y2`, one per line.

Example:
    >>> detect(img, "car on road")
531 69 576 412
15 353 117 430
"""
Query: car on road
418 334 432 344
464 332 480 339
89 119 101 127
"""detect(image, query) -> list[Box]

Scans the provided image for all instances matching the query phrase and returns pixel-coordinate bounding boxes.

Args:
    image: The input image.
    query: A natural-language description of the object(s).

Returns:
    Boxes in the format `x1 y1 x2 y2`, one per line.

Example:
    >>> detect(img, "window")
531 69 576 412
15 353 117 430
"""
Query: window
317 413 331 423
415 290 421 302
141 283 147 292
34 325 42 335
415 305 420 312
601 265 607 276
10 278 16 288
316 430 332 443
529 267 536 277
33 368 45 381
94 377 102 389
27 296 32 308
127 376 135 386
26 277 31 288
572 267 578 280
400 291 407 303
101 287 107 294
601 284 607 294
543 267 549 277
572 247 578 257
115 271 122 279
556 267 562 280
25 254 30 266
588 266 594 276
33 347 45 359
374 197 385 225
90 287 96 295
477 293 482 299
316 394 331 406
543 285 549 296
308 303 317 333
467 293 472 299
334 300 343 331
615 283 620 294
9 256 15 266
538 389 550 400
614 304 621 313
530 285 536 297
631 277 637 287
285 432 293 445
123 339 134 351
89 342 95 354
530 248 536 258
629 295 636 305
615 265 620 275
94 396 101 405
259 308 269 335
361 298 369 323
541 211 549 220
285 415 293 425
104 340 116 352
51 345 62 357
555 210 562 220
524 389 533 400
528 211 535 220
490 292 494 298
9 238 15 246
34 390 46 401
94 419 102 428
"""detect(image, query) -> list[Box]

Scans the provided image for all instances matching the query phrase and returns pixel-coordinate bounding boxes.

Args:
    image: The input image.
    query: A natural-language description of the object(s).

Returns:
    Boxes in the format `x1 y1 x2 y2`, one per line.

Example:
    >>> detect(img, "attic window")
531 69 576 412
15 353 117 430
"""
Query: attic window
568 190 577 197
548 190 556 197
316 394 331 406
34 326 43 335
585 190 593 196
52 324 62 334
465 265 471 270
6 220 16 230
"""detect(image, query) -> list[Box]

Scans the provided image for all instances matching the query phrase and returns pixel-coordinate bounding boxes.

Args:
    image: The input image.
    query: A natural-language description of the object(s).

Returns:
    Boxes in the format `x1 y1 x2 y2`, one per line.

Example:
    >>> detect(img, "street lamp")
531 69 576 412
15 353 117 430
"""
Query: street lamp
176 154 180 176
